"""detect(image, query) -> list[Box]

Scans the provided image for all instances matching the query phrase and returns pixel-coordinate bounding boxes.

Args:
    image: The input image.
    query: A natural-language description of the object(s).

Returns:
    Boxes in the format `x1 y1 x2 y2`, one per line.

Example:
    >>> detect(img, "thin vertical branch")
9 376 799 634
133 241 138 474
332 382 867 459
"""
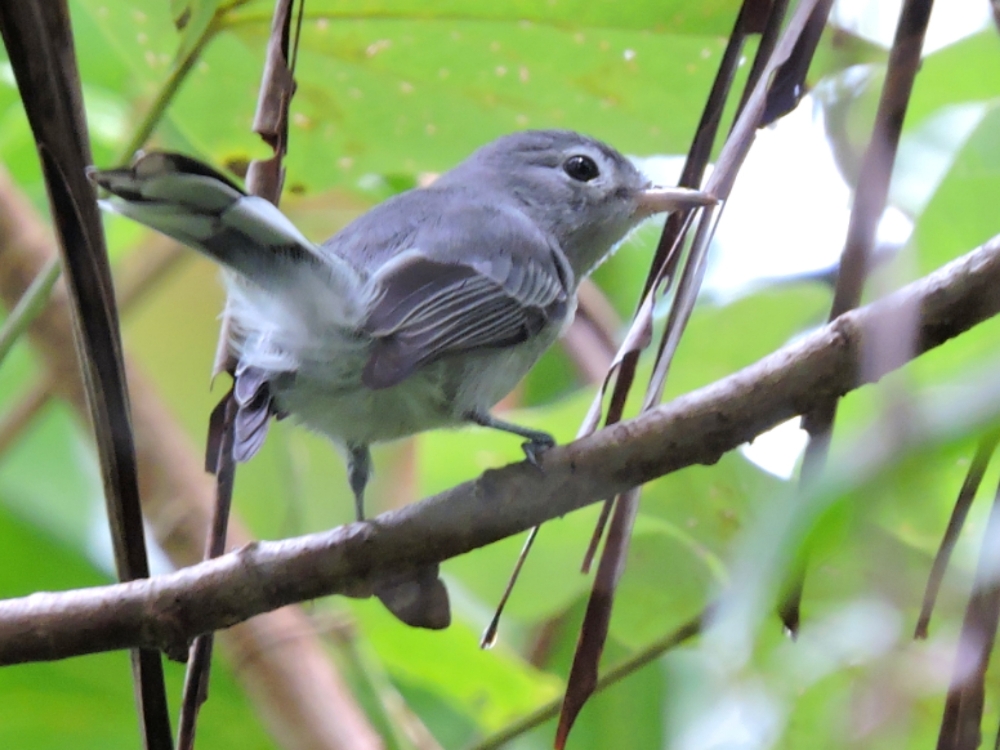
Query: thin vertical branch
177 394 236 750
916 432 1000 639
783 0 935 633
937 474 1000 750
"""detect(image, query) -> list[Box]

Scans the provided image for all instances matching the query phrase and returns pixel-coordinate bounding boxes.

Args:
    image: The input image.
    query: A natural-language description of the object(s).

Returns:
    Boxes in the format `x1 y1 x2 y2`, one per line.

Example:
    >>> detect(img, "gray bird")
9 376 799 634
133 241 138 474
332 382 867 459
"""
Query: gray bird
91 130 712 524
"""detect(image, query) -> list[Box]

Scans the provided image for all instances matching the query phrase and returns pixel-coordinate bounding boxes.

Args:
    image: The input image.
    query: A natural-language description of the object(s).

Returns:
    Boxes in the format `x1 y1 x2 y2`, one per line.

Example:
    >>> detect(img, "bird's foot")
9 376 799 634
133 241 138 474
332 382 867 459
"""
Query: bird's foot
521 432 556 468
467 411 555 469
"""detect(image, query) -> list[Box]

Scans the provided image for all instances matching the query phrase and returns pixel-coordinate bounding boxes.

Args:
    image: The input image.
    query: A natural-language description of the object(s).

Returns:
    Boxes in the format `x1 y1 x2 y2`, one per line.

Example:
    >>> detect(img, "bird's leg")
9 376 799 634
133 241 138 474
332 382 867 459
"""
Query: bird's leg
467 411 555 467
345 441 450 626
347 442 450 627
347 443 372 521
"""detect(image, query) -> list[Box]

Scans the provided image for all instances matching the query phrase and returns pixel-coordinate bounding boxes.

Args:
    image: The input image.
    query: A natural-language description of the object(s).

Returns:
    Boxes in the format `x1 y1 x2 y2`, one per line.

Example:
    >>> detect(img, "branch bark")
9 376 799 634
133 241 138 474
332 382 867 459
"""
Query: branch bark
3 232 1000 664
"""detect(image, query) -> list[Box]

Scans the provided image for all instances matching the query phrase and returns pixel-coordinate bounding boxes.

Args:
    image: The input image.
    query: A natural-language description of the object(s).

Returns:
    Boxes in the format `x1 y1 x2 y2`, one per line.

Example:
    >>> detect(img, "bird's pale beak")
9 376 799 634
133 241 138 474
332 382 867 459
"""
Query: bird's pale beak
635 186 717 217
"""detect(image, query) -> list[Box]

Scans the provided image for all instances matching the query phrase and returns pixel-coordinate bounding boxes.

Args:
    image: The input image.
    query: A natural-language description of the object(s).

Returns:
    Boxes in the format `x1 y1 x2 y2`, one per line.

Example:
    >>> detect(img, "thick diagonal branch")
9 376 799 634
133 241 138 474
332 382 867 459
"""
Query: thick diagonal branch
2 233 1000 663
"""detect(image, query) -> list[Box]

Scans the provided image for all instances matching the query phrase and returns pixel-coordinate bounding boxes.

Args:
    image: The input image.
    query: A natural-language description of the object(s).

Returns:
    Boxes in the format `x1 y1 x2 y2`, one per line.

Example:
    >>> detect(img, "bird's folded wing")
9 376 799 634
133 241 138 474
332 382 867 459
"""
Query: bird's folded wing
360 251 568 389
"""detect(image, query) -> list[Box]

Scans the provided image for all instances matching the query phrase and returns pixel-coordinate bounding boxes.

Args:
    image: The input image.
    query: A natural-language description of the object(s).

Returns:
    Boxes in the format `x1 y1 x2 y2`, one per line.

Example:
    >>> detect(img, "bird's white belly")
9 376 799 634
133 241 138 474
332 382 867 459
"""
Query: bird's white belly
274 328 561 447
276 370 453 445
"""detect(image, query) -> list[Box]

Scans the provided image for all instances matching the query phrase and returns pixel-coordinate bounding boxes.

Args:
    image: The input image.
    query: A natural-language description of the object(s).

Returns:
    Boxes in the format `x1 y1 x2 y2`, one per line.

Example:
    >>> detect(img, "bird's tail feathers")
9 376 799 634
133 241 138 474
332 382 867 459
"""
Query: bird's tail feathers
89 152 359 292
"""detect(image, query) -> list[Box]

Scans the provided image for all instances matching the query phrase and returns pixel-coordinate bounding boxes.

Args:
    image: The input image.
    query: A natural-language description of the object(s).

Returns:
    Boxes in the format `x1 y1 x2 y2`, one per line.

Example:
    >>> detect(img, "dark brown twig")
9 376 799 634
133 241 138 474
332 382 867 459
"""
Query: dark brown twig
916 432 1000 639
937 473 1000 750
177 394 236 750
783 0 935 635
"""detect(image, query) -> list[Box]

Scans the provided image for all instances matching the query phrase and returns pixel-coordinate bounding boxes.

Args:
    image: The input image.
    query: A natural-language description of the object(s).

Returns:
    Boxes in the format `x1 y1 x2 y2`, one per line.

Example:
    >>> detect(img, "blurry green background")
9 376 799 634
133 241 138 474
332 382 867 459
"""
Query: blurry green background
1 1 1000 748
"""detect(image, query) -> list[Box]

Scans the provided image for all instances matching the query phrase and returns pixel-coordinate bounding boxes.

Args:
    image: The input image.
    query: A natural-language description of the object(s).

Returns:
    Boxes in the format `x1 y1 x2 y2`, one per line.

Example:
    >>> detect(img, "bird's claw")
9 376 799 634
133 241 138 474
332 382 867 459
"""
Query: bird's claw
521 433 555 469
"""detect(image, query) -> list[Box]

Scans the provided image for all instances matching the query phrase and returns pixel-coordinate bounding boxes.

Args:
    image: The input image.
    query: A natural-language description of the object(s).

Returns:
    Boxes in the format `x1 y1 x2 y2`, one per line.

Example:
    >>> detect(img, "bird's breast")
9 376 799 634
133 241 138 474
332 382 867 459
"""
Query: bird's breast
274 317 565 447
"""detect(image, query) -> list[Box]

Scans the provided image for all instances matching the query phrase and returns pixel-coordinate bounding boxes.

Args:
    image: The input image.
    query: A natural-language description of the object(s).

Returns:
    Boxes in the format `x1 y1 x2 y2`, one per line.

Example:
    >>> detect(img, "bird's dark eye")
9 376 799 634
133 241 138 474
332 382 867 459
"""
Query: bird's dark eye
563 154 600 182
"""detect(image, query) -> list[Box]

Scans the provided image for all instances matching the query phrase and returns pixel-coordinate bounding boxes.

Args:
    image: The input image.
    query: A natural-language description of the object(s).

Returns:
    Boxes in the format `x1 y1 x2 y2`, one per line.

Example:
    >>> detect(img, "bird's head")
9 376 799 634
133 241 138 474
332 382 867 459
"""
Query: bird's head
436 130 715 277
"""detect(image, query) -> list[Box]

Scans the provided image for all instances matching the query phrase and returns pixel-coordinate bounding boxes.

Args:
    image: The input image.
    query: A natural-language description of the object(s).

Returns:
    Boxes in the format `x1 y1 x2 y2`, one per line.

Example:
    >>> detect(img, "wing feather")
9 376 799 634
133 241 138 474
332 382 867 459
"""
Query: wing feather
361 249 569 390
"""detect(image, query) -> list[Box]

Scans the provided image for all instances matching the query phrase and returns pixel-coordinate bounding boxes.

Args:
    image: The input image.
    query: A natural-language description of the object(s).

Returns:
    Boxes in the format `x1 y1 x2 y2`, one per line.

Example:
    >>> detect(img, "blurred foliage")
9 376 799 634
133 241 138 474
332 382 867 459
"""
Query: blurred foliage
0 1 999 749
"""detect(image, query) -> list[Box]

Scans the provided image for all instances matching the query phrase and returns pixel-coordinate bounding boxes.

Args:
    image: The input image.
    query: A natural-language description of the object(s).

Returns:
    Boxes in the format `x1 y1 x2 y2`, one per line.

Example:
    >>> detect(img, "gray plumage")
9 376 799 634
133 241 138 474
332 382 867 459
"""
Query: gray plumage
91 130 713 520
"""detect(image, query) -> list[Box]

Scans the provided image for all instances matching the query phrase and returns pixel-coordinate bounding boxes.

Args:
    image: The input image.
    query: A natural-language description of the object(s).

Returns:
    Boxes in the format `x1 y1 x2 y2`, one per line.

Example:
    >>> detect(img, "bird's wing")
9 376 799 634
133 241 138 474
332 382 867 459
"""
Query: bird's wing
90 152 360 291
360 246 570 390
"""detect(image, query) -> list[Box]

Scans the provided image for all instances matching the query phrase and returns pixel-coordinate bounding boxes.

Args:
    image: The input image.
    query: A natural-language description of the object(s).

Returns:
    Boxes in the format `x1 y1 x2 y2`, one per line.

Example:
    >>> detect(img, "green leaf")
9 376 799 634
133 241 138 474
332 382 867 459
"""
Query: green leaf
908 31 1000 127
911 103 1000 274
286 0 743 34
163 15 735 198
349 599 562 731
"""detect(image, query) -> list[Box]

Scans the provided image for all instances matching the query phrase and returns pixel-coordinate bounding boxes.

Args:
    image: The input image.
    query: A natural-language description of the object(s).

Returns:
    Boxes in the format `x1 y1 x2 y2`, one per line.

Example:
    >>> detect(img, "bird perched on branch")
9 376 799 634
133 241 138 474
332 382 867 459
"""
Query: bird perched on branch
91 130 712 624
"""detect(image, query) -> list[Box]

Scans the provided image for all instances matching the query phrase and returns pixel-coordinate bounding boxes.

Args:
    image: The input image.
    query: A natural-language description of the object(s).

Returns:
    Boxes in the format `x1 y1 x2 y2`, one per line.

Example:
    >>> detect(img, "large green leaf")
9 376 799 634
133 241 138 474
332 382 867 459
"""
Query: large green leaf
164 16 733 199
911 103 1000 274
269 0 742 34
